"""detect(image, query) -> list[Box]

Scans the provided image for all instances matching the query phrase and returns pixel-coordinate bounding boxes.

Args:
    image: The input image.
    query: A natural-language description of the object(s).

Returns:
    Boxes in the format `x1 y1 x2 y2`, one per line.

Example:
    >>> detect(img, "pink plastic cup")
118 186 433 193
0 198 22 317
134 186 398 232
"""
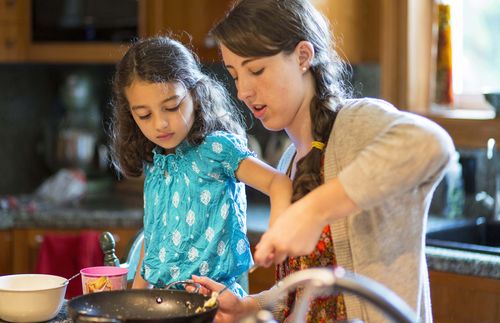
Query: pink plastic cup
80 266 128 294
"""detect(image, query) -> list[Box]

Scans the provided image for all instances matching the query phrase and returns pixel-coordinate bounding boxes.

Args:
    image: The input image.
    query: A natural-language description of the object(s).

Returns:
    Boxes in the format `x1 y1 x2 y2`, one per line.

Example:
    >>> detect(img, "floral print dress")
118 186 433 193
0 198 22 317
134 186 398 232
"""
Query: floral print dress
277 156 347 322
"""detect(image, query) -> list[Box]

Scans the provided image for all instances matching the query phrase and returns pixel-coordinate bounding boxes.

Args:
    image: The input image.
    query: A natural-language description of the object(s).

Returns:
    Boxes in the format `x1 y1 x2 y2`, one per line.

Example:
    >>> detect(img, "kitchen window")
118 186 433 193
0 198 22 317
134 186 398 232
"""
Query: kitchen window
446 0 500 110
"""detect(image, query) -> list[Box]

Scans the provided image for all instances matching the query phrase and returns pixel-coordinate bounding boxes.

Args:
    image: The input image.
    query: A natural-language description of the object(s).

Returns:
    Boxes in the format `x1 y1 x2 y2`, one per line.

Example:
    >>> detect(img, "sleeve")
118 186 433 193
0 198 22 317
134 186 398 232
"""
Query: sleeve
249 286 287 322
335 99 455 210
200 132 256 179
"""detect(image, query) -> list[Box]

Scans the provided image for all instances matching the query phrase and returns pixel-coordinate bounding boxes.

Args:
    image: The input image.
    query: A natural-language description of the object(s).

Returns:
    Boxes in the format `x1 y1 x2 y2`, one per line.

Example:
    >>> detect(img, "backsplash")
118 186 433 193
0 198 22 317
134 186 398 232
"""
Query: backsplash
0 62 380 195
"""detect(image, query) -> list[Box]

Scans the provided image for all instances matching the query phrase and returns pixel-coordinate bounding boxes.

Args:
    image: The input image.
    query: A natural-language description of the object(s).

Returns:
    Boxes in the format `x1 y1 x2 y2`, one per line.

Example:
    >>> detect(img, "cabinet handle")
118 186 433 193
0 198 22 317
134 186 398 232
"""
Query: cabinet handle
34 234 44 244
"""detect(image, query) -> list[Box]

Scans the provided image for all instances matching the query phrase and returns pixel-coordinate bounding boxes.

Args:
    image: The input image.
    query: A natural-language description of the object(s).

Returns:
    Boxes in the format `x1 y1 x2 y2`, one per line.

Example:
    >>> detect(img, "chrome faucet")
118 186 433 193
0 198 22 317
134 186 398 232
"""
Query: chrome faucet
246 267 417 323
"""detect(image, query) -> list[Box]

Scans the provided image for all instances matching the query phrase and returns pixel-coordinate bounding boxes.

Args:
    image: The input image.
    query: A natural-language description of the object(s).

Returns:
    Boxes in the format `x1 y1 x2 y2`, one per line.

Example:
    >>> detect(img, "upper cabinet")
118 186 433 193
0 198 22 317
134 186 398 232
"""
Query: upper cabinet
0 0 232 64
311 0 381 64
142 0 233 64
0 0 28 61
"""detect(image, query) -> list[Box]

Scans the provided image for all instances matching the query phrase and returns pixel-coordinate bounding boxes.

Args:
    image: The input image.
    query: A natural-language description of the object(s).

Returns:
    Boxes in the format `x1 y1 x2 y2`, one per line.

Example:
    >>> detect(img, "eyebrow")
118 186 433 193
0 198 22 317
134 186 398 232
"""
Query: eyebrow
130 94 181 111
226 58 259 70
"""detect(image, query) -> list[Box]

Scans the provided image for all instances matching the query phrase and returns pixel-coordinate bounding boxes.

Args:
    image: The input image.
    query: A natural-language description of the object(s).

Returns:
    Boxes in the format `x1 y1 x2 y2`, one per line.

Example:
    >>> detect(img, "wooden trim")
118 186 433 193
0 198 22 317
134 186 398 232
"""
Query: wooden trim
406 0 435 114
380 0 408 109
27 43 129 63
426 114 500 149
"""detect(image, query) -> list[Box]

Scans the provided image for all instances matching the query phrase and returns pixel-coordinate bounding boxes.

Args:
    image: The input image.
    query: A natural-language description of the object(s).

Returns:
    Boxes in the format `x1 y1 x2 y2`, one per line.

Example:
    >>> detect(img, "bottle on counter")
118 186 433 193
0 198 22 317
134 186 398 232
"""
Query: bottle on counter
434 0 453 106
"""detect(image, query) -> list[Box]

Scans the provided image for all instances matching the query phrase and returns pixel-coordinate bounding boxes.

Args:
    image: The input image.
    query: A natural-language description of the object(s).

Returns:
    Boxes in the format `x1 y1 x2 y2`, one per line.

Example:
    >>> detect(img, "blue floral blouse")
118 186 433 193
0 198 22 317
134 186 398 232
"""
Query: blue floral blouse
141 131 255 296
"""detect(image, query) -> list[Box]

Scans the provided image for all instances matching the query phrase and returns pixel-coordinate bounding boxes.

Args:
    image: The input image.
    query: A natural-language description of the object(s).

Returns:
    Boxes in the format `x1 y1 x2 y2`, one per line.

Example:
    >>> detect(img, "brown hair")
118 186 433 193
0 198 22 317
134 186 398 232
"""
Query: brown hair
212 0 350 201
109 36 245 177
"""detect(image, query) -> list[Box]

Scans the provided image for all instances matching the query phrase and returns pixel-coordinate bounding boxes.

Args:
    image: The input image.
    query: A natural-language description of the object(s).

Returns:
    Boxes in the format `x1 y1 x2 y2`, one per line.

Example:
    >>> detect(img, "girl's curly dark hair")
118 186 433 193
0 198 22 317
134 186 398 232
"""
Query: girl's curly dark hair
109 36 245 177
211 0 351 201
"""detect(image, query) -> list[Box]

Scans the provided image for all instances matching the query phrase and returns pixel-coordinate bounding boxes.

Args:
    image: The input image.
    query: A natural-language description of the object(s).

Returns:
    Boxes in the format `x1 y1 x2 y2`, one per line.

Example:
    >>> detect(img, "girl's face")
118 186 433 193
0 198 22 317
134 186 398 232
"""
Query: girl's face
220 44 311 132
125 80 195 153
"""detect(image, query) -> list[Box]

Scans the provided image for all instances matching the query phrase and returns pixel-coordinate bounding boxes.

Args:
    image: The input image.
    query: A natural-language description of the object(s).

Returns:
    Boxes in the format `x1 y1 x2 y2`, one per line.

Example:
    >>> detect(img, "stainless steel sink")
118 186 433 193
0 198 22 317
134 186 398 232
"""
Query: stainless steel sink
426 220 500 256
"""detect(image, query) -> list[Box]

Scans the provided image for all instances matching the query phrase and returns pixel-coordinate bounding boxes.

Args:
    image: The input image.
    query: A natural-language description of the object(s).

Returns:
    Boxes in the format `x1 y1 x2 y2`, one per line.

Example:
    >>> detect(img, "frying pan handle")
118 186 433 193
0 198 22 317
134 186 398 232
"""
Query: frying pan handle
164 280 201 293
75 314 122 323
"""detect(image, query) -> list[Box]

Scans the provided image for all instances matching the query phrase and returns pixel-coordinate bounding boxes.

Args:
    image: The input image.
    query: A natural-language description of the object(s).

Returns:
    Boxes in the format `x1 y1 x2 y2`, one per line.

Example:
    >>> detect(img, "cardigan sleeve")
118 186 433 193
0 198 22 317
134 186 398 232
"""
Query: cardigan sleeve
334 99 455 210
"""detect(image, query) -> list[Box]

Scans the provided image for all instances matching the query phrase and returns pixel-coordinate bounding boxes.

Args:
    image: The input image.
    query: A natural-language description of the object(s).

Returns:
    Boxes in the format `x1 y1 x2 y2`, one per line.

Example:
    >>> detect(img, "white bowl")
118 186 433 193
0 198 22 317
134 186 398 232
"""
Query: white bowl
0 274 67 322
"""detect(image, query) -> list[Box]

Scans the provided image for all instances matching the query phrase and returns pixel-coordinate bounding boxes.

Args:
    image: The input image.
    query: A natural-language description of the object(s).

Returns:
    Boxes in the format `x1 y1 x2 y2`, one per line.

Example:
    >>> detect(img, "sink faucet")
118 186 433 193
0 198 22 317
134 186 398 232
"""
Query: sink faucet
468 138 499 222
256 267 417 323
482 138 500 221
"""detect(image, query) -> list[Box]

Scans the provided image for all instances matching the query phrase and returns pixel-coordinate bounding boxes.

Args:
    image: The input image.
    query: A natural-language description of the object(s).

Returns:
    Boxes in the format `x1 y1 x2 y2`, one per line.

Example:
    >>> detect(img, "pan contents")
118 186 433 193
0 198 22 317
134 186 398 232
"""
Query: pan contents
195 291 219 313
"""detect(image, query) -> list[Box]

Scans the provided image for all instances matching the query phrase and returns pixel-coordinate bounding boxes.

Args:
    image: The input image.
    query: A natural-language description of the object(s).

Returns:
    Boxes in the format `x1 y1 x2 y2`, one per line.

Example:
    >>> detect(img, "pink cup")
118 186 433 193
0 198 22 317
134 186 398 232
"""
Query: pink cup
80 266 128 294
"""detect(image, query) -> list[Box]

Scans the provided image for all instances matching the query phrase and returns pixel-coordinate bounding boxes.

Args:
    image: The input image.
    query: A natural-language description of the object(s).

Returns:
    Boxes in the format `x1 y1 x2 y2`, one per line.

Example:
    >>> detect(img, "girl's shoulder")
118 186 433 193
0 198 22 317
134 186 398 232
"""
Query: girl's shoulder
200 131 250 153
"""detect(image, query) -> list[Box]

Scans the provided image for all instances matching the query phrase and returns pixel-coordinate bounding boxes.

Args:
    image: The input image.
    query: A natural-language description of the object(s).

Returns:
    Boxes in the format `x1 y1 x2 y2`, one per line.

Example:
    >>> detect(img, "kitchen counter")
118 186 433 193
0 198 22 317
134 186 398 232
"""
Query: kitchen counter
2 195 499 280
246 210 500 280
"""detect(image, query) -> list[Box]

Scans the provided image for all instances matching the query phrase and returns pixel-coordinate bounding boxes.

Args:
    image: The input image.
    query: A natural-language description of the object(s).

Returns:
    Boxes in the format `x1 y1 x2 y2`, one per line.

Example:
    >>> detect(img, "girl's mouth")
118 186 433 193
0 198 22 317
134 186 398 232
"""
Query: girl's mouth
157 133 174 140
251 105 267 118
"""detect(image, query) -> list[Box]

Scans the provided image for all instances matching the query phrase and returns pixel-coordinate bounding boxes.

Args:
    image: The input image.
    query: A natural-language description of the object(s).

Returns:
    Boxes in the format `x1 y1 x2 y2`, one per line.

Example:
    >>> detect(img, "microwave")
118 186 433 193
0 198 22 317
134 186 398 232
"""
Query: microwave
31 0 138 42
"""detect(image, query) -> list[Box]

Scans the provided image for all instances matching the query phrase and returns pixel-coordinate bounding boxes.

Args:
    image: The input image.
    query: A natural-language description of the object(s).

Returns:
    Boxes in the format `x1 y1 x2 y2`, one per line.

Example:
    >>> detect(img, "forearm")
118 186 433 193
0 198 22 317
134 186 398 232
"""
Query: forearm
268 173 292 226
132 242 151 289
296 177 360 225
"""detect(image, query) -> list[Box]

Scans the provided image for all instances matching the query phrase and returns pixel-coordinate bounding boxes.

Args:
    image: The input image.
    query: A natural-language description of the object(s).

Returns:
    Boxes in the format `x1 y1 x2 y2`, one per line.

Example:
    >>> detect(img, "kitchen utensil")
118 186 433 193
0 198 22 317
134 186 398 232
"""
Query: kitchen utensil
80 266 128 294
0 274 67 322
63 272 81 286
68 289 217 323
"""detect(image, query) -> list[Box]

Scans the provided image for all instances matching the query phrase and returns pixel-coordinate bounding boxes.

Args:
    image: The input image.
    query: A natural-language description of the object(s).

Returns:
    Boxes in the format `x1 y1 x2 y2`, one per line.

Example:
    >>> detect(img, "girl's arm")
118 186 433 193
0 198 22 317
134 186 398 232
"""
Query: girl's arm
132 241 151 289
254 177 360 266
236 156 293 226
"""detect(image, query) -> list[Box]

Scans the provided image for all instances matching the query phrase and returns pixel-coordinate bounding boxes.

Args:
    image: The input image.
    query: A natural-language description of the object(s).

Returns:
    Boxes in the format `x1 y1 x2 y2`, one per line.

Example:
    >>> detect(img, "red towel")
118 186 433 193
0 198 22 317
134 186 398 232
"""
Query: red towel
35 230 104 299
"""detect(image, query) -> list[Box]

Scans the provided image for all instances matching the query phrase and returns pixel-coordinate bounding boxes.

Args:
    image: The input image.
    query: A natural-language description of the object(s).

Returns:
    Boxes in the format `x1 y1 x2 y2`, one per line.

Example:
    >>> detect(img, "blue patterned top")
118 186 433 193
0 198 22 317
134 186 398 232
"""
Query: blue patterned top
141 131 255 296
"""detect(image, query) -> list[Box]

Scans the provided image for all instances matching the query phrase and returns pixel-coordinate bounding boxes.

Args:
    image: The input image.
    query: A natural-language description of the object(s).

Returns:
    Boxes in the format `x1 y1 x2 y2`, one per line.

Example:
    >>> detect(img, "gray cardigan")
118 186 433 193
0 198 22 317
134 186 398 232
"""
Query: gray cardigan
253 98 454 322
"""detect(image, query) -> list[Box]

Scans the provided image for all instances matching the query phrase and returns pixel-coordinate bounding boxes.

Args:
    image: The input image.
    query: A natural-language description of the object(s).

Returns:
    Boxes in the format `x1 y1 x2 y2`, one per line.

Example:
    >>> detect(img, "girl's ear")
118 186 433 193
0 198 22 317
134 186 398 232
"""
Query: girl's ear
295 41 315 71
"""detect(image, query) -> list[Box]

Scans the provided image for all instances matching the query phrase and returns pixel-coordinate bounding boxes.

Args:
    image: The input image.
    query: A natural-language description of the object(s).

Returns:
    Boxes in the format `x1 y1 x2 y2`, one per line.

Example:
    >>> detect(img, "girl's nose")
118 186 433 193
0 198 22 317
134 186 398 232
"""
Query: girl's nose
155 115 169 130
236 78 255 103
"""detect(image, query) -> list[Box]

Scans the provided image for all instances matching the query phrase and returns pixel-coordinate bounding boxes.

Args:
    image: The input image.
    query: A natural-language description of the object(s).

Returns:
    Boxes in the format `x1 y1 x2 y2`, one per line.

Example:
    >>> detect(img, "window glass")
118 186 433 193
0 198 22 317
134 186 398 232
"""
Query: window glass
452 0 500 95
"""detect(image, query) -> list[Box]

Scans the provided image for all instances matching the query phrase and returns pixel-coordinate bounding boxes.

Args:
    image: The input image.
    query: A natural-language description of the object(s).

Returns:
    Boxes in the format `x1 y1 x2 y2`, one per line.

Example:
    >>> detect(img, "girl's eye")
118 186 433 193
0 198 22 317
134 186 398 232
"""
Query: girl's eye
250 68 264 76
163 103 181 112
138 113 151 120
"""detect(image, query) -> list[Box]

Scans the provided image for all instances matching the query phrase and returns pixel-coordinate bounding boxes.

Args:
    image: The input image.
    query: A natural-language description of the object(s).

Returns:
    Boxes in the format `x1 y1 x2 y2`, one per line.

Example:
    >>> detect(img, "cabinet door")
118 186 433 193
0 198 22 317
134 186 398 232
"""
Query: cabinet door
12 228 141 274
0 230 12 275
430 270 500 323
145 0 232 62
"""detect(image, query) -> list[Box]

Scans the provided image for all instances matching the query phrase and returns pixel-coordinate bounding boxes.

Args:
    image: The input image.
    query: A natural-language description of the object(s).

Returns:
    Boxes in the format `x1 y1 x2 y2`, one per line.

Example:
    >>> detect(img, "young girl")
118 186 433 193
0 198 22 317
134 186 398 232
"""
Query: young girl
192 0 455 321
109 36 292 296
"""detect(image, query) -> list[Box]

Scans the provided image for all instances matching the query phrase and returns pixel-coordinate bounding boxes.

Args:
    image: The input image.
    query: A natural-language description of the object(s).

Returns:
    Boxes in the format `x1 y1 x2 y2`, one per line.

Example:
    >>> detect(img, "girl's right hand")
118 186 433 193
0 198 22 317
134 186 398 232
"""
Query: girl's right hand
191 275 256 323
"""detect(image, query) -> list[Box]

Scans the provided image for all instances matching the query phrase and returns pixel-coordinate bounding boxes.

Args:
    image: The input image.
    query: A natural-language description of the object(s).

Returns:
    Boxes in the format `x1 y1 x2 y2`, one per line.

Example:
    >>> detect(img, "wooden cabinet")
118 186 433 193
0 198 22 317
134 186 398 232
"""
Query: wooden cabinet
11 227 140 274
142 0 233 63
429 270 500 323
0 0 28 61
311 0 381 64
0 0 233 63
0 230 13 275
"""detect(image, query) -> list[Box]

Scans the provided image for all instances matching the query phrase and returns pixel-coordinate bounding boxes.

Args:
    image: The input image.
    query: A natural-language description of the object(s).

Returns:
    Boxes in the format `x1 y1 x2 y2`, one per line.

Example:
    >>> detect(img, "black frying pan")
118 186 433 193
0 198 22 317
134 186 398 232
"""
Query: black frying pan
67 289 217 323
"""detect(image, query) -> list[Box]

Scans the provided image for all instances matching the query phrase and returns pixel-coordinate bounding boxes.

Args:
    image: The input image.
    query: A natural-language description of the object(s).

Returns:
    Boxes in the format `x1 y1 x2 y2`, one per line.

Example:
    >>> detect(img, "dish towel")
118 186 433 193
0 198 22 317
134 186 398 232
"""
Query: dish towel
35 230 104 299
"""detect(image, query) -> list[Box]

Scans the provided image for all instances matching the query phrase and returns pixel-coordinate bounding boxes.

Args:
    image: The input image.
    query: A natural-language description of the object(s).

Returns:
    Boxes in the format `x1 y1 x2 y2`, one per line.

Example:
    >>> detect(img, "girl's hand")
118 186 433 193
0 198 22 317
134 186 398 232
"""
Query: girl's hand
191 275 256 323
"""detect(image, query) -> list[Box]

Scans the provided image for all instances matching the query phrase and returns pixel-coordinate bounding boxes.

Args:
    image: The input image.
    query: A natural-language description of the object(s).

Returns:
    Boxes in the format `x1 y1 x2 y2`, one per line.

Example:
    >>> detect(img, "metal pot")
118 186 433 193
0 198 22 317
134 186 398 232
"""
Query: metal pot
68 289 217 323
